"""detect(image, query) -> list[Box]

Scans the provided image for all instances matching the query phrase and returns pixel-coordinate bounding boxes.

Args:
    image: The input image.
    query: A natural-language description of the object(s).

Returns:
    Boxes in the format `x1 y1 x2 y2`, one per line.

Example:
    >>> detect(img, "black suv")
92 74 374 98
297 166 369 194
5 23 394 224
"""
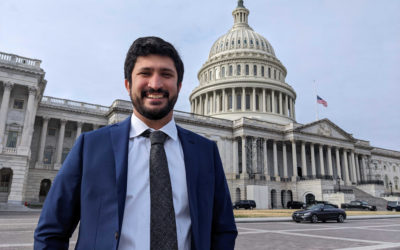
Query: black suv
387 201 400 211
287 201 305 209
233 200 256 210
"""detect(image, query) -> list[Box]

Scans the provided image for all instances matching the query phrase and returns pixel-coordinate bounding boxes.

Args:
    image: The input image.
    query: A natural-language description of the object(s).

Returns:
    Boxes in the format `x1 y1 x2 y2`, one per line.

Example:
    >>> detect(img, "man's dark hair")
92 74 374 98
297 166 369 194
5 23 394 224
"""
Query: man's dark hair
124 36 184 86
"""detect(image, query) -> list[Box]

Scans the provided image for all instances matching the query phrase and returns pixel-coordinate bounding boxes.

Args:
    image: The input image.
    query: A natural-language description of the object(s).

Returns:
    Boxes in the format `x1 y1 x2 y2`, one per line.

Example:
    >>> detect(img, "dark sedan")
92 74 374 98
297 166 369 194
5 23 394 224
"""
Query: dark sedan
292 203 346 223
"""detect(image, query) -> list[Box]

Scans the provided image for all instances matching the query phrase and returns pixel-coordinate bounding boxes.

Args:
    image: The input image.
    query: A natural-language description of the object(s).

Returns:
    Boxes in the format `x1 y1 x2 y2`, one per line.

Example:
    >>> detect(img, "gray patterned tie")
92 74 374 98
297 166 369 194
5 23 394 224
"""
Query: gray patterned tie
144 130 178 250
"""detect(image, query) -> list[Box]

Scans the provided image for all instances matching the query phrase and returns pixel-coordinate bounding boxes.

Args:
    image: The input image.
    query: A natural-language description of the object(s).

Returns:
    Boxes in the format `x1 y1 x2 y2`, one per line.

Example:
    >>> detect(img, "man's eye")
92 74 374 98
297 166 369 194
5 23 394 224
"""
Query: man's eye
139 72 151 76
162 73 173 78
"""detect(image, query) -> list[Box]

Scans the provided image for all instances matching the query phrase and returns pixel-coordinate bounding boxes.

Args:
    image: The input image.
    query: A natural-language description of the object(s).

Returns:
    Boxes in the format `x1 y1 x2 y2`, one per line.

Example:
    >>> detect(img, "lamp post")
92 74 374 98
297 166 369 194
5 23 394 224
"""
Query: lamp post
337 176 341 192
389 182 393 196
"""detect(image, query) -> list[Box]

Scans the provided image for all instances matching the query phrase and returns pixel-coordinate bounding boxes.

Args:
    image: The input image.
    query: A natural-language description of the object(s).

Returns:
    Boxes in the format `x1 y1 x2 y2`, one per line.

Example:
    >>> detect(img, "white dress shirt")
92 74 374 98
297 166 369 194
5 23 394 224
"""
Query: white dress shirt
118 114 191 250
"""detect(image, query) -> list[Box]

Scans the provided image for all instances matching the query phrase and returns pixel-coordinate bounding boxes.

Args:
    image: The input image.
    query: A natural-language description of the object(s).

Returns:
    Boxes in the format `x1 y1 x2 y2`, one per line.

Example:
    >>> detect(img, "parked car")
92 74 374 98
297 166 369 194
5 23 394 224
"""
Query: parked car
386 201 400 211
341 200 377 211
233 200 256 210
292 203 346 223
287 201 305 209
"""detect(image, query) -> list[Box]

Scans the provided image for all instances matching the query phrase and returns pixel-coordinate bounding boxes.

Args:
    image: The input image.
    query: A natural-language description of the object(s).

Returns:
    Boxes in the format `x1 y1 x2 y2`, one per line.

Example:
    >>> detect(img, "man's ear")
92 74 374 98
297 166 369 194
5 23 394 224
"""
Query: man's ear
124 79 130 92
177 82 182 93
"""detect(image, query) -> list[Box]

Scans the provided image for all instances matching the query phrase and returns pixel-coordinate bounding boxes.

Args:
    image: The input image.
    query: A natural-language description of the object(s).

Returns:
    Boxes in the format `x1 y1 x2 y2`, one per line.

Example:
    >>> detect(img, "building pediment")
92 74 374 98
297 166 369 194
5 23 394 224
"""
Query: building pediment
295 119 354 141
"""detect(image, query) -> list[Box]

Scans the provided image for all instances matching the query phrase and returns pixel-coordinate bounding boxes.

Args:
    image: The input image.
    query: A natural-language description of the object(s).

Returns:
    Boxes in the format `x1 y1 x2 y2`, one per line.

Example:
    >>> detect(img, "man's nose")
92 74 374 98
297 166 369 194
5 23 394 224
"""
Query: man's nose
148 73 163 90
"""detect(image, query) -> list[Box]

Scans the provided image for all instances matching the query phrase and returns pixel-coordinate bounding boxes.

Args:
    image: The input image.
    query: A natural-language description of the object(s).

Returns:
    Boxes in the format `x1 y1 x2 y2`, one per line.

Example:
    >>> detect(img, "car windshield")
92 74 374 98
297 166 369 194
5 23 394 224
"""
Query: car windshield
388 201 396 205
307 204 323 210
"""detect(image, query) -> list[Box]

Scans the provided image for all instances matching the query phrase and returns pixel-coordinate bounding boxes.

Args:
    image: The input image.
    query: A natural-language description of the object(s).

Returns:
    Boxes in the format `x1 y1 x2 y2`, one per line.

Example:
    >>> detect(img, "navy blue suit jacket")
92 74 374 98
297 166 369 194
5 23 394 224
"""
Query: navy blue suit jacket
34 117 237 249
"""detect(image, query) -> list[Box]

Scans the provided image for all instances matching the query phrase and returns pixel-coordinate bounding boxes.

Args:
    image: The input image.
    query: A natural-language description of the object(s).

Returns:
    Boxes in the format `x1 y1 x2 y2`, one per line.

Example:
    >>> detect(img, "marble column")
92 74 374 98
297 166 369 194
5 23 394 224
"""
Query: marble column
266 91 271 112
37 117 50 163
263 138 269 178
327 146 333 177
273 140 279 180
336 148 342 180
55 119 67 165
343 150 350 184
279 92 283 115
194 98 197 113
76 122 83 140
222 89 226 112
271 90 275 113
241 136 247 177
232 88 236 112
282 142 288 178
205 93 209 115
319 144 325 177
0 82 13 148
212 91 216 114
252 138 257 174
262 89 266 112
284 94 288 116
292 99 296 119
242 88 245 111
199 95 203 114
361 156 368 181
19 87 37 151
355 154 361 182
252 88 256 111
289 97 293 118
233 138 238 175
351 151 357 183
216 91 220 113
291 140 298 180
311 143 316 177
301 141 307 178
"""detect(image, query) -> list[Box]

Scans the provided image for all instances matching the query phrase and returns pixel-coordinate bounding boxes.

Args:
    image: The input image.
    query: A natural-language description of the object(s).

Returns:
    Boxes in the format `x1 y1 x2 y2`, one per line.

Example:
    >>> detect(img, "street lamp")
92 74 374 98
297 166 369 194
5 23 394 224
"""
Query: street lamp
389 182 393 196
337 176 341 192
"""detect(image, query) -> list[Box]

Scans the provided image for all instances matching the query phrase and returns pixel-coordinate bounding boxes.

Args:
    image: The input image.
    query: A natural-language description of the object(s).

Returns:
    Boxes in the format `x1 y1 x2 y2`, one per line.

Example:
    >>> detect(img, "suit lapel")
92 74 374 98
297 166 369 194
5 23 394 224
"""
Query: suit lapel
110 116 131 231
177 126 200 248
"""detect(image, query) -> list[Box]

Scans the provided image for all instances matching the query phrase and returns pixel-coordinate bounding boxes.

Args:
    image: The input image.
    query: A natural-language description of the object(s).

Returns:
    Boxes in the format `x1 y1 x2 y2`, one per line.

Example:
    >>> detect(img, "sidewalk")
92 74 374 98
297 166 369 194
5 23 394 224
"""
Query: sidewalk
0 202 35 212
236 214 400 223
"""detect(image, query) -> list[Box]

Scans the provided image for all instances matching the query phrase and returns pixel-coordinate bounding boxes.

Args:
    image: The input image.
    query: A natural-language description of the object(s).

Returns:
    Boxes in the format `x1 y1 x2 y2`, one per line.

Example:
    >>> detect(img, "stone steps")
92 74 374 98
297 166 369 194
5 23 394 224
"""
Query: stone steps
345 186 388 211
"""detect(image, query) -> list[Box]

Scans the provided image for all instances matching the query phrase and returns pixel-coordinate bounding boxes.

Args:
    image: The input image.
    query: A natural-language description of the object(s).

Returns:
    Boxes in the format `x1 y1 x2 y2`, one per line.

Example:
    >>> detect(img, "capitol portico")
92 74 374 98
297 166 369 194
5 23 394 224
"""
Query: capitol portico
0 1 399 208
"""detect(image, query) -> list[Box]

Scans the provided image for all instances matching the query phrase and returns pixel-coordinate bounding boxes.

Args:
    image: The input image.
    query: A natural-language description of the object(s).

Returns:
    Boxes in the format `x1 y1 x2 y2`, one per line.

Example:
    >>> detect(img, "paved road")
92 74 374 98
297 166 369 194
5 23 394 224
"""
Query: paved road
1 211 400 249
236 218 400 250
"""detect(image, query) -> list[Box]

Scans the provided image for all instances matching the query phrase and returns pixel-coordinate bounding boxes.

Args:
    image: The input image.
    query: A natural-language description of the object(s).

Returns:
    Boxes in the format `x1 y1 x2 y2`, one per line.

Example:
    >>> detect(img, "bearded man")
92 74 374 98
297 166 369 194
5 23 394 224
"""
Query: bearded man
34 36 237 250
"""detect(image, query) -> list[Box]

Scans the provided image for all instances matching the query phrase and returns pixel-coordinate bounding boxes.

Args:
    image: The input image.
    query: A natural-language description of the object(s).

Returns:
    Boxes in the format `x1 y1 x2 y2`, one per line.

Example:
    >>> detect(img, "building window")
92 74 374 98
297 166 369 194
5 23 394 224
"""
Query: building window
268 68 271 78
48 128 56 136
231 40 234 46
13 99 24 109
0 168 12 193
237 39 240 45
237 94 241 110
229 65 233 76
250 39 253 45
245 65 249 75
6 131 18 148
274 69 277 79
253 65 257 76
237 65 241 75
261 66 265 77
65 130 72 138
221 67 225 77
246 94 250 110
228 95 232 110
43 147 54 164
244 39 247 45
209 71 212 81
61 148 70 163
256 95 259 110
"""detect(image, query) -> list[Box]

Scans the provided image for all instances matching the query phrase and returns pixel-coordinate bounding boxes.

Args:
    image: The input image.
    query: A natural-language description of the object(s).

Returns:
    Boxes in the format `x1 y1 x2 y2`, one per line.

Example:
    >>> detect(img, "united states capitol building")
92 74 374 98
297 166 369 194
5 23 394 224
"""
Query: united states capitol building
1 1 399 208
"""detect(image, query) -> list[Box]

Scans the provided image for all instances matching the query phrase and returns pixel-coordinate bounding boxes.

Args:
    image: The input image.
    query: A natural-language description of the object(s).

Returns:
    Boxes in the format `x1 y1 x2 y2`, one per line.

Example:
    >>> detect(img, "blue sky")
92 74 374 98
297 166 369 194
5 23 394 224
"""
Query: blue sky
1 0 399 150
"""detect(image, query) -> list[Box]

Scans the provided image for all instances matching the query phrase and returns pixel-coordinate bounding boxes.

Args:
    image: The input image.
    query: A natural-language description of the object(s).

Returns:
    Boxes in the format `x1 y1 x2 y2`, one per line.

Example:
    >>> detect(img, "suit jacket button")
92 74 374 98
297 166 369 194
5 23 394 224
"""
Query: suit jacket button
115 231 119 240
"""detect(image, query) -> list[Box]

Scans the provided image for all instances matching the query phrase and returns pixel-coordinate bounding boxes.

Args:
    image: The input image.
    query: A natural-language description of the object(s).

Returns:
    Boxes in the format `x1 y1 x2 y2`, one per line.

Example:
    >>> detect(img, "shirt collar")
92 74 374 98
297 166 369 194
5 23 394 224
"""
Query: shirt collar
129 113 178 141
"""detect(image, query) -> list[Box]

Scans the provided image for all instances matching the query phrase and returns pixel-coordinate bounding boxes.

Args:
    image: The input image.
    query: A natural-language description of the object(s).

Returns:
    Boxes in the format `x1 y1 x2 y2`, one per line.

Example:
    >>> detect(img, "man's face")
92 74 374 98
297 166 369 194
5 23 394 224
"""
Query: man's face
125 55 181 121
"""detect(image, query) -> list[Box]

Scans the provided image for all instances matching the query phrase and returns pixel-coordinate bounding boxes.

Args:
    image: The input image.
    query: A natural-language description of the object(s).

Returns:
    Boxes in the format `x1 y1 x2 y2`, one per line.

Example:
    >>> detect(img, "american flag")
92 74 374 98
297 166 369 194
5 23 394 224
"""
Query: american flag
317 95 328 107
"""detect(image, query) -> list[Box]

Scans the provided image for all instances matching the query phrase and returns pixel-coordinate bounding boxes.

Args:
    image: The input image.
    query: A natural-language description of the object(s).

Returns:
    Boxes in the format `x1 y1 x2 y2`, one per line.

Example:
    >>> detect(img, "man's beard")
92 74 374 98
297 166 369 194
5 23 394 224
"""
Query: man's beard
129 88 178 120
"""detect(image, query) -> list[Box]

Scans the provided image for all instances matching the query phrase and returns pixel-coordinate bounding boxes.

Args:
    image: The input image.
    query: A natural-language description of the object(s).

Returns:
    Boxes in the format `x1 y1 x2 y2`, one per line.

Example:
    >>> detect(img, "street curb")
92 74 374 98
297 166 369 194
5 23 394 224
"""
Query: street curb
235 214 400 223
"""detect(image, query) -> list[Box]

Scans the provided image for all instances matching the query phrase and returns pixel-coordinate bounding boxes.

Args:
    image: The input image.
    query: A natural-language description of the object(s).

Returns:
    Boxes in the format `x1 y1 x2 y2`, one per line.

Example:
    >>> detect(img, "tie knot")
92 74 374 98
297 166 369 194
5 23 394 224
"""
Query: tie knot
149 130 168 145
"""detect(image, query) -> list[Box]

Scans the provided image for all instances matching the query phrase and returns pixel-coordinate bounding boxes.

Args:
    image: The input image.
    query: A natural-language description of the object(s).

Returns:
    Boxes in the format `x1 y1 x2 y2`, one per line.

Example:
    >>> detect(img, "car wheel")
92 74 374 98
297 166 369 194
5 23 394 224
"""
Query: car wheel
311 215 318 223
322 220 326 223
295 220 300 223
337 214 344 223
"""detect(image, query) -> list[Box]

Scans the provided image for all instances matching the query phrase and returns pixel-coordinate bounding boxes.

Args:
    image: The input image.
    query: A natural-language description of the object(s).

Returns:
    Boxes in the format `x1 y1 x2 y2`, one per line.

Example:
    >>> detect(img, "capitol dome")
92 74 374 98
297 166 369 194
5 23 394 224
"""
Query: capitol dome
189 0 297 125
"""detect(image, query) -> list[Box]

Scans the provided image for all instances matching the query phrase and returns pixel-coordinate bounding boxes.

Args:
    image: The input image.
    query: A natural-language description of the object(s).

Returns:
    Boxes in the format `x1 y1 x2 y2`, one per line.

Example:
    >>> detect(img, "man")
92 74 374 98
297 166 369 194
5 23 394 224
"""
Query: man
34 36 237 250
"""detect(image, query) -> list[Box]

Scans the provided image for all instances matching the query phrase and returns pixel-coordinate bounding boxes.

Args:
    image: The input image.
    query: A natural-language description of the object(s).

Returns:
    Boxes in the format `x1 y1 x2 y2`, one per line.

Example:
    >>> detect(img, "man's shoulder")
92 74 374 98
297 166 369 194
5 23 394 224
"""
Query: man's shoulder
176 125 216 146
83 117 130 138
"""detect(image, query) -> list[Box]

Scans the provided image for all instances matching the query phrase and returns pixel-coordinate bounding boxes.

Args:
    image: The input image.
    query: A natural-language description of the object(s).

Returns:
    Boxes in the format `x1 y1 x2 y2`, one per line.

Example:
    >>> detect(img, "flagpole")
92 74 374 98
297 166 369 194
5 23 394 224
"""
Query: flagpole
314 80 318 121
